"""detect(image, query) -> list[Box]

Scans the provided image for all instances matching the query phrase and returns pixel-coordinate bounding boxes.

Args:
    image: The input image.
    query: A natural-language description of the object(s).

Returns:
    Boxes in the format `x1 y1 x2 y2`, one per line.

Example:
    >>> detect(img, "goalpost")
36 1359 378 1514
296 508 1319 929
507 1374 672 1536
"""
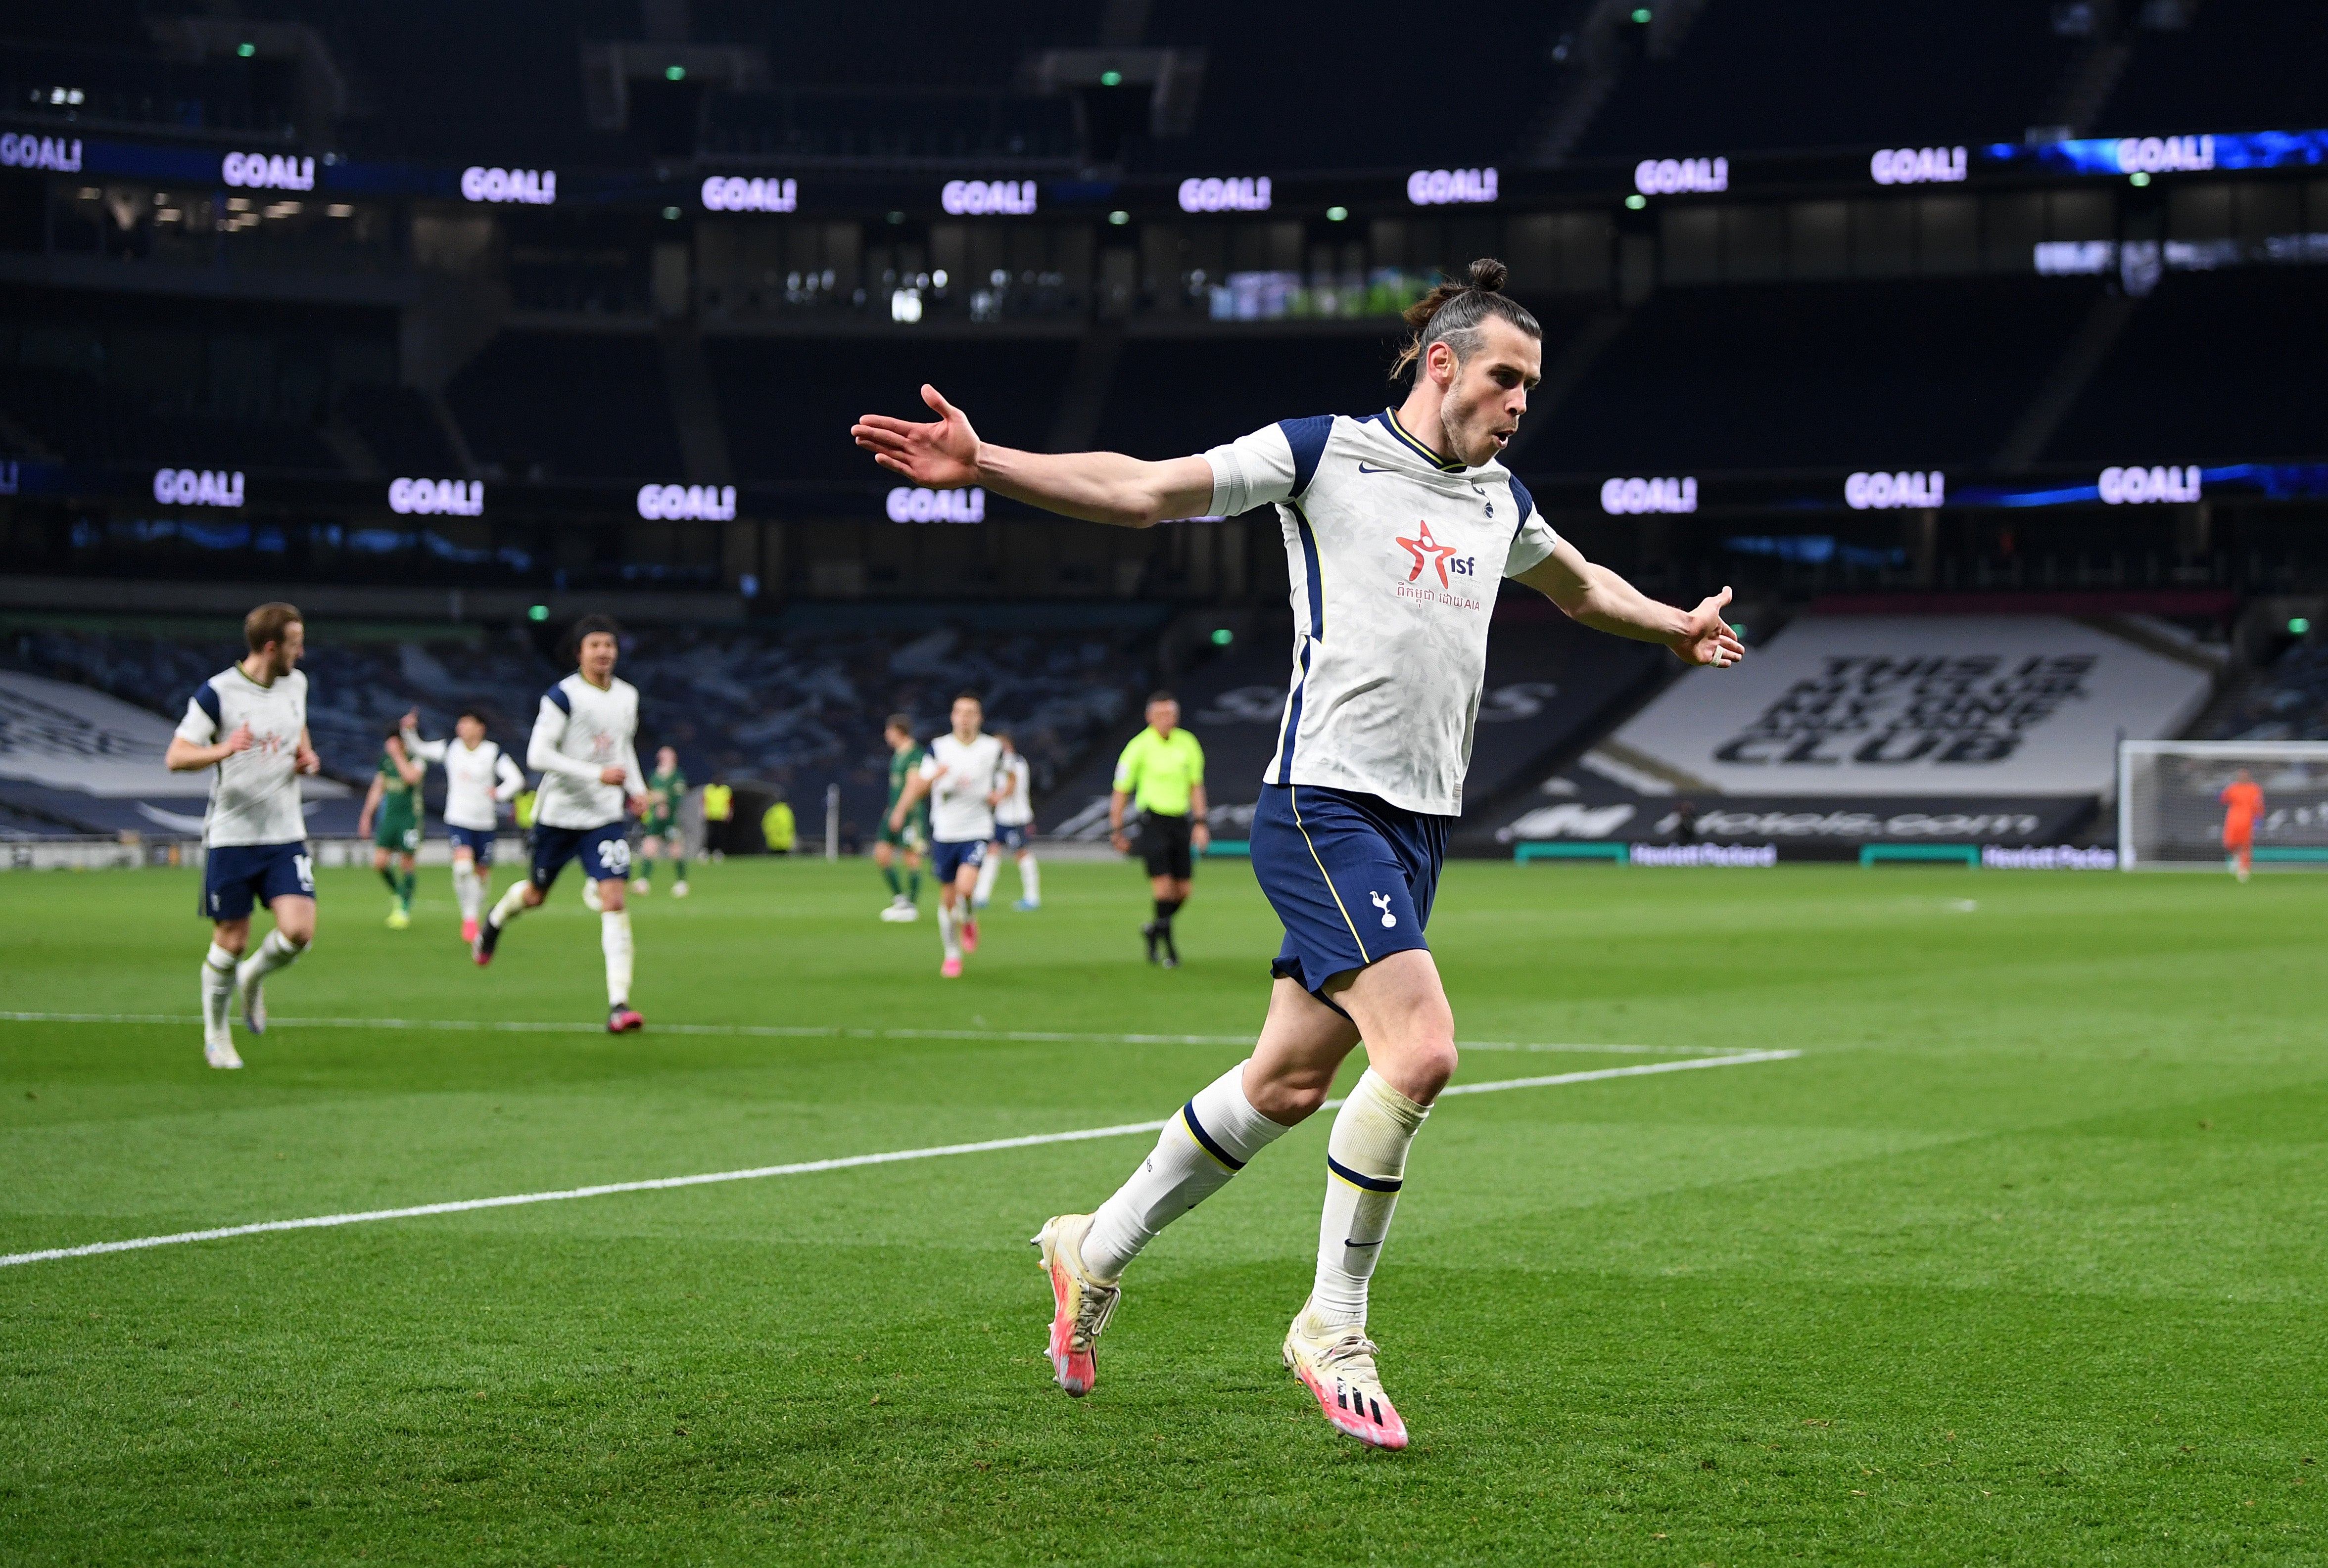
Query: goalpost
2118 739 2328 870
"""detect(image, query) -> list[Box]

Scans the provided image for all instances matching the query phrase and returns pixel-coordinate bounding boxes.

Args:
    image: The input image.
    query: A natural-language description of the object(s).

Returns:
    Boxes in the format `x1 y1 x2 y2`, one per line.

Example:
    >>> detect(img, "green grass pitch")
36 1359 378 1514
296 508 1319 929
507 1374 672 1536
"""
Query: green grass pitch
1 856 2322 1565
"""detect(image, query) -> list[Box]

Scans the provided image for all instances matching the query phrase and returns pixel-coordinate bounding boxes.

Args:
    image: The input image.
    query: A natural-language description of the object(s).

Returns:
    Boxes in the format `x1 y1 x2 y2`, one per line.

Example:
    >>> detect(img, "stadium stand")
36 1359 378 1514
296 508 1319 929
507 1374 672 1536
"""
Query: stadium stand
1093 334 1423 462
2044 268 2328 465
334 385 460 477
1527 276 2103 473
713 338 1079 485
1572 0 2078 158
446 333 685 481
2204 637 2328 742
2097 0 2328 135
10 609 1158 839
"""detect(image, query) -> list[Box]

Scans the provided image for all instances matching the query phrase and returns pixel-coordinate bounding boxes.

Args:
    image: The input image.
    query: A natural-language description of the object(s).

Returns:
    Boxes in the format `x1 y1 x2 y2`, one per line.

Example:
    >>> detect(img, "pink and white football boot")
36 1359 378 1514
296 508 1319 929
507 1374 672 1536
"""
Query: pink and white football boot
1284 1301 1409 1450
1031 1213 1119 1397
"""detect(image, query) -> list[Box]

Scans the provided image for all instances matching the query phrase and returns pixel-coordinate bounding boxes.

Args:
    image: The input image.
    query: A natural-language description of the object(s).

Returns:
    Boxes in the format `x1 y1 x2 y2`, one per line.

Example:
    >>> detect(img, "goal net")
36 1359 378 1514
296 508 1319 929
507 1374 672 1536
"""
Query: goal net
2118 740 2328 870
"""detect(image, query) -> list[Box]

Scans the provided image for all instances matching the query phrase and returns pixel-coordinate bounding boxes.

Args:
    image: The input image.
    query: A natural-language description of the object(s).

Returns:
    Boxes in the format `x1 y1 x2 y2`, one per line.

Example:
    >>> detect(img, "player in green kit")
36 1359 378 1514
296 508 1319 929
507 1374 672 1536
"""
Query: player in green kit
875 714 928 922
631 745 690 898
357 721 426 929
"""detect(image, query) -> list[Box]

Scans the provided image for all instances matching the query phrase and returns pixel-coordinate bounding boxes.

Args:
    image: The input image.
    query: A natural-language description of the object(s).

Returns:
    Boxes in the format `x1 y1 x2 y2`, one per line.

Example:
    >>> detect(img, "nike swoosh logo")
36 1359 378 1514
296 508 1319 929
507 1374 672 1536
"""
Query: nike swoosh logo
1355 462 1393 474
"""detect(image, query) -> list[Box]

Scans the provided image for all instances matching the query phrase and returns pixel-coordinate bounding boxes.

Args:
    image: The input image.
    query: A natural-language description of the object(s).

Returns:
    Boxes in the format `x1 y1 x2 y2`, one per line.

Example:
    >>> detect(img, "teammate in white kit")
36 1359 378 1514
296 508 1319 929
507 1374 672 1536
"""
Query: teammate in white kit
163 602 324 1070
854 258 1744 1448
887 692 1006 978
400 708 525 943
972 731 1041 912
472 616 649 1032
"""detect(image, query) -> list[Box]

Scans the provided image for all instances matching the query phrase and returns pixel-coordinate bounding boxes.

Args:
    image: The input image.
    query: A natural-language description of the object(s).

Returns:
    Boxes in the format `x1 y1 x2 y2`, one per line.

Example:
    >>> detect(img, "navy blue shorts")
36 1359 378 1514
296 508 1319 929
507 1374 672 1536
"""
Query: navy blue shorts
448 824 496 866
1251 784 1448 998
930 837 987 882
529 821 630 889
994 824 1029 853
201 840 315 922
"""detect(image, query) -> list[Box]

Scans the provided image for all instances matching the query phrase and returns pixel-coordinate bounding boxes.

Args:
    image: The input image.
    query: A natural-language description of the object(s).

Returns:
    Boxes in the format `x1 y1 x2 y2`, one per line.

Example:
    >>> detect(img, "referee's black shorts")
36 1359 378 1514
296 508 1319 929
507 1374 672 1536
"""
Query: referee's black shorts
1137 810 1195 880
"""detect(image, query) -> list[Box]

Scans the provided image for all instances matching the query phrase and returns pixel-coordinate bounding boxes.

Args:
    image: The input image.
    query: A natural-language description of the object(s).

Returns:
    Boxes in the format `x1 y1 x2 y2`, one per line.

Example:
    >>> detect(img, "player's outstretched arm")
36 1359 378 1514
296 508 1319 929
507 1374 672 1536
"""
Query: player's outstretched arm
1516 539 1744 668
852 384 1214 530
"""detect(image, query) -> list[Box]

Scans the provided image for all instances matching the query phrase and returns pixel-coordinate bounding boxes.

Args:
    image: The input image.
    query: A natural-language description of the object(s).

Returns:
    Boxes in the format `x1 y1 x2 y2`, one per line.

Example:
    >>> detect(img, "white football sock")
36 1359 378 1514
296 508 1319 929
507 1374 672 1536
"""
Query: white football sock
235 927 305 995
1083 1061 1291 1279
1309 1068 1430 1330
201 943 237 1044
601 909 633 1007
937 902 962 961
1018 854 1041 904
487 880 530 929
452 861 480 921
974 851 1001 906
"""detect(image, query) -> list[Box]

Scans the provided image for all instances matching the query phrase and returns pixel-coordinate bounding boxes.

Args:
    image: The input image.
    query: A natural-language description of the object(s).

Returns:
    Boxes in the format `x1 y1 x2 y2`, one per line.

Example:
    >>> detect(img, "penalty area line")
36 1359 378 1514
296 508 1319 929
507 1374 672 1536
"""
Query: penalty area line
0 1050 1798 1270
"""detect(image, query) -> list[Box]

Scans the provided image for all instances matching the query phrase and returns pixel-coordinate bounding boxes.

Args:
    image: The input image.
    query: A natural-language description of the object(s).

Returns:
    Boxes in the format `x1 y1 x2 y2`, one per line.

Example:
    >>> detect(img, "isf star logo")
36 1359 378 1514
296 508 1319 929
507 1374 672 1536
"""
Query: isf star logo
1395 520 1459 589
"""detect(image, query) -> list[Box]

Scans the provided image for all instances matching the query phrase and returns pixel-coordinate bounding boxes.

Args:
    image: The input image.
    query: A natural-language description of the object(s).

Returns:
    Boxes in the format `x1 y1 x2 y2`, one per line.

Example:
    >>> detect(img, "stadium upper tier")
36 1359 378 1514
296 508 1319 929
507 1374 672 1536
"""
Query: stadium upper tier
1574 0 2077 161
6 0 2325 181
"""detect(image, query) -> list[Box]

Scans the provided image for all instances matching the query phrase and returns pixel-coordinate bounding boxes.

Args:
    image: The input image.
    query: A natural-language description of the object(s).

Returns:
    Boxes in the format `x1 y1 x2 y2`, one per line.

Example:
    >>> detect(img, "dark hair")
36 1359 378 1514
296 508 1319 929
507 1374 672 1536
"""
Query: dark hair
1391 258 1541 380
457 708 486 726
1147 690 1177 706
953 690 983 707
244 601 302 653
572 613 622 643
384 717 408 741
884 712 913 734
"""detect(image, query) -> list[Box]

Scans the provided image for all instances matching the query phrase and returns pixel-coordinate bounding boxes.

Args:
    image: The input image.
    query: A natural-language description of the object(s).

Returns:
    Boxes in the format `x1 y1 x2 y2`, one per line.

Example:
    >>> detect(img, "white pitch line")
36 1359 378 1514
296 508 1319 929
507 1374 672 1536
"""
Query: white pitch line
0 1050 1797 1270
0 1011 1726 1054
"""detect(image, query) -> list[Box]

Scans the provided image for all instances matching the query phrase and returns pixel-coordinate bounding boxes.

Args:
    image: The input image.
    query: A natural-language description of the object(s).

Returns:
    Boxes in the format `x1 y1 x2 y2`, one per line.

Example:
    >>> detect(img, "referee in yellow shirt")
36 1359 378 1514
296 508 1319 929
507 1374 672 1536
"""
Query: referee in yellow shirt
1109 690 1208 967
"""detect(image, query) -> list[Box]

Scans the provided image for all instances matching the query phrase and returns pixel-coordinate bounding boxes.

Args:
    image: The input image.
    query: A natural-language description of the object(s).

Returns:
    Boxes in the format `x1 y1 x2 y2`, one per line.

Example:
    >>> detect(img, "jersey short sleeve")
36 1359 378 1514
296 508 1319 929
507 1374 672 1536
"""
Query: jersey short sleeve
1112 734 1144 793
1183 732 1205 782
1204 416 1333 517
1501 476 1560 579
919 751 941 781
176 684 222 745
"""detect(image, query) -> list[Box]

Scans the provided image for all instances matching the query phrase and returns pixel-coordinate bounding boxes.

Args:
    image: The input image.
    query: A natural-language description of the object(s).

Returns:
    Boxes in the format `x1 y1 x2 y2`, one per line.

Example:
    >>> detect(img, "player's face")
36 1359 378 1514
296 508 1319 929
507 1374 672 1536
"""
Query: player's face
1148 700 1179 735
456 715 485 745
256 621 305 679
578 632 618 683
658 748 677 771
951 698 982 738
1435 317 1541 467
886 726 910 751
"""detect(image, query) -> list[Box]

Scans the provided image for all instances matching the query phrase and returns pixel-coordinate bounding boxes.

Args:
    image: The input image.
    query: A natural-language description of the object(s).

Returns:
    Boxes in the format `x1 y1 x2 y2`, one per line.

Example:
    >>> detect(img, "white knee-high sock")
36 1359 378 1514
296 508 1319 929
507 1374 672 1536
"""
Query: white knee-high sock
1018 853 1040 903
601 910 633 1006
937 902 962 960
1309 1068 1430 1330
488 880 530 929
201 943 237 1044
452 861 480 920
1083 1061 1291 1279
235 928 305 994
974 851 1002 906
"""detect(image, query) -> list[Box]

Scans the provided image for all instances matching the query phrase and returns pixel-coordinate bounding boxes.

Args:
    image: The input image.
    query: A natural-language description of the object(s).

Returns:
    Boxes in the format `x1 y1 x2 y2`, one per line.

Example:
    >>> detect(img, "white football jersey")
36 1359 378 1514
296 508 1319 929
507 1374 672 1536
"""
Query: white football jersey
993 753 1034 828
528 673 641 830
1204 410 1560 817
920 732 1005 843
407 733 525 831
174 664 311 847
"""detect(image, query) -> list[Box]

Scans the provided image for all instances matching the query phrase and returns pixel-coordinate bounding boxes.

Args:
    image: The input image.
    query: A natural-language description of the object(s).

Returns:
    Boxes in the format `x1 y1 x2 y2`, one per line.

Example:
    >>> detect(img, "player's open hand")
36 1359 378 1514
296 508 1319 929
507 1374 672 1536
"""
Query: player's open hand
1671 587 1746 669
294 738 321 774
852 385 982 488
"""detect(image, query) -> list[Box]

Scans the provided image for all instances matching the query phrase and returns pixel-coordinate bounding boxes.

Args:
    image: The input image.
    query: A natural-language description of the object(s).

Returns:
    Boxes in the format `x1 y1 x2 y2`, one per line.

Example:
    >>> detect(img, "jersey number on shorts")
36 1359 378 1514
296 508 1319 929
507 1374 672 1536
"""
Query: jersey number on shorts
294 854 315 893
597 838 632 876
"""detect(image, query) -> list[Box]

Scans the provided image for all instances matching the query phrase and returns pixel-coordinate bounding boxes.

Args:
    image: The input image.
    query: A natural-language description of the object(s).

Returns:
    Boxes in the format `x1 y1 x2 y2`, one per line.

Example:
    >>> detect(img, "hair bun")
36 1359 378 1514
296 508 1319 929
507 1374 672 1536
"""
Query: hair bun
1466 257 1508 293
